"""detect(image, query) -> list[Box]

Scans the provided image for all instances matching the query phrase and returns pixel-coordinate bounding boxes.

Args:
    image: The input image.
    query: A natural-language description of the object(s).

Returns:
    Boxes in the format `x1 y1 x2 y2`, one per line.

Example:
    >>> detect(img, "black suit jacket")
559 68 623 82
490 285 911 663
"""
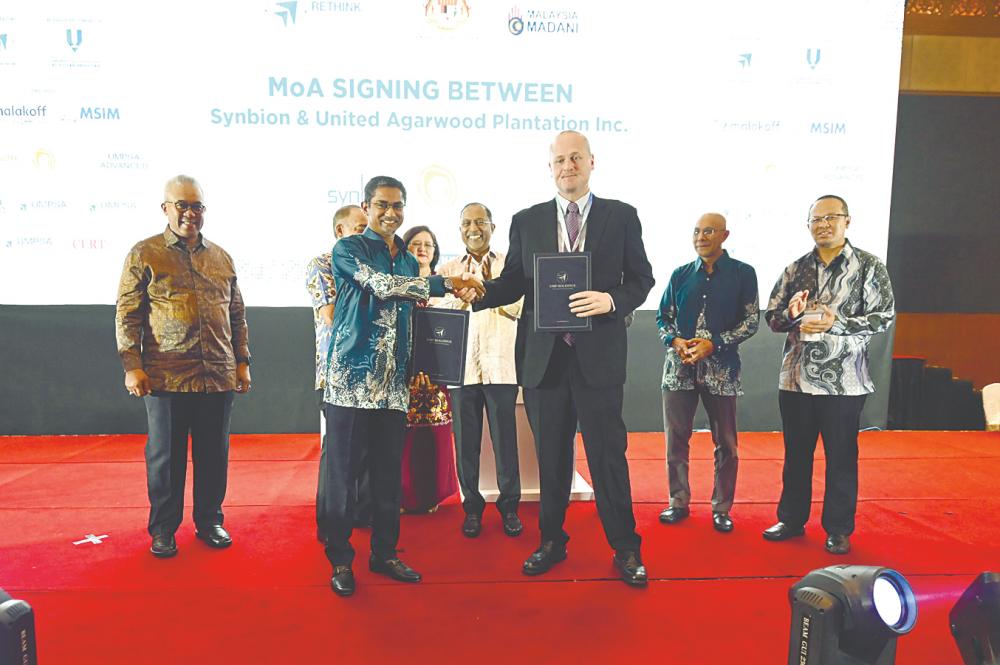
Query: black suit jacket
478 196 655 389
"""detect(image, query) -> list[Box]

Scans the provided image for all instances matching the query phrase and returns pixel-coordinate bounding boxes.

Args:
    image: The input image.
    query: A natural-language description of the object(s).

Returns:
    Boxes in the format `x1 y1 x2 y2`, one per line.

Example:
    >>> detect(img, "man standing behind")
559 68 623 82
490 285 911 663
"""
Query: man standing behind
322 175 482 597
762 195 894 555
438 202 523 539
306 204 369 540
116 175 251 559
472 131 655 586
656 213 758 533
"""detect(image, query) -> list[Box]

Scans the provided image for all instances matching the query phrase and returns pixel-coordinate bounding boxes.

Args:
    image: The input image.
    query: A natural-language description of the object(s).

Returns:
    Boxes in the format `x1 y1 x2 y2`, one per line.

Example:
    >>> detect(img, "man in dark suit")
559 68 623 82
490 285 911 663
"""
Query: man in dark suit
472 131 655 586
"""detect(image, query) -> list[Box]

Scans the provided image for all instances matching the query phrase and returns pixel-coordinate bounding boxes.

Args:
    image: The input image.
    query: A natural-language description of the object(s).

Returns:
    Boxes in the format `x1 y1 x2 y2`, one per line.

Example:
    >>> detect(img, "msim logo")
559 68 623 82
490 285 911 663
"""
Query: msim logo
81 107 120 120
810 122 846 135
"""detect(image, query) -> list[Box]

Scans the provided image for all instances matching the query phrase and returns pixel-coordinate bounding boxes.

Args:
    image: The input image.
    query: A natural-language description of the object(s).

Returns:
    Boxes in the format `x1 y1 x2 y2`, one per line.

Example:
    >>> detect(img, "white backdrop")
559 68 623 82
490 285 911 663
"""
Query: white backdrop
0 0 905 307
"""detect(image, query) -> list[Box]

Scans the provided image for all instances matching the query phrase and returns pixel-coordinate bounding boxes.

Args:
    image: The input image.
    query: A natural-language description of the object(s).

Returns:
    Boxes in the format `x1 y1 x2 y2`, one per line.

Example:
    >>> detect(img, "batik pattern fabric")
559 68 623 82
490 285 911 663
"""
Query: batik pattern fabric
305 251 336 390
765 241 895 396
322 228 446 412
657 252 760 396
115 227 250 393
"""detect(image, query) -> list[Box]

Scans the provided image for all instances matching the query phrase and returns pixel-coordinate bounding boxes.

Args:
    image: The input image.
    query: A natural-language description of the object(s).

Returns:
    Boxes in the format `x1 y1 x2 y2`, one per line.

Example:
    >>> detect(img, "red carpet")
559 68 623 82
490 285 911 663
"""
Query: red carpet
1 431 998 664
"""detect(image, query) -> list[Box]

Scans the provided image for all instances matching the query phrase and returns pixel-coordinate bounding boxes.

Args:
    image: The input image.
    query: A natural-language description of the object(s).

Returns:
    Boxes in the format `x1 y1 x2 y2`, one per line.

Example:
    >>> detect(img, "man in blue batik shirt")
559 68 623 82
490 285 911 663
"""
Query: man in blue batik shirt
656 213 759 533
305 204 369 541
321 175 483 597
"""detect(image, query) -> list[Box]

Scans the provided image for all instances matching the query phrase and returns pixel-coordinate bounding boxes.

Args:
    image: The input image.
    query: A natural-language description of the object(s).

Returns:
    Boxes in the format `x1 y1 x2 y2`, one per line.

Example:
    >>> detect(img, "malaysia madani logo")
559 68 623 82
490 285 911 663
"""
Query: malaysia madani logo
425 0 471 31
508 7 524 35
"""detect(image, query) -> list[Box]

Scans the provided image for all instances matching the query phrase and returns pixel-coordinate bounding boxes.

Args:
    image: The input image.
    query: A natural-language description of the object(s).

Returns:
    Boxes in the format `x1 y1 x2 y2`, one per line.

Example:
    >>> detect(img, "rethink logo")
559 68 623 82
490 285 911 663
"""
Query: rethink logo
274 1 297 26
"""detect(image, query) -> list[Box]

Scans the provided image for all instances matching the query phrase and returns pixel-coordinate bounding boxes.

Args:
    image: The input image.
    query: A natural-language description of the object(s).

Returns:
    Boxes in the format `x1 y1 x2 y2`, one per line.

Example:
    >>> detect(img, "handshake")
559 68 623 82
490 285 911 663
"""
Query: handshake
447 272 486 304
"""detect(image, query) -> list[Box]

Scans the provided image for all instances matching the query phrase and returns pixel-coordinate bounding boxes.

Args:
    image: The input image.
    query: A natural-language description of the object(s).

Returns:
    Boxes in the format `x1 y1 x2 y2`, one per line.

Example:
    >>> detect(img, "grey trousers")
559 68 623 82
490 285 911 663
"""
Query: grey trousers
143 391 234 536
450 384 521 517
663 387 738 512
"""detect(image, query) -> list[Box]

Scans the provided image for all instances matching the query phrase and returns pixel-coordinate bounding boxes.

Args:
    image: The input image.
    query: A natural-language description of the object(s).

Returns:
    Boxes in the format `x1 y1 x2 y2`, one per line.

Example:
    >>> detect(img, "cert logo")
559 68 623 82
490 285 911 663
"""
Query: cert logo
425 0 471 31
556 271 568 283
433 326 447 337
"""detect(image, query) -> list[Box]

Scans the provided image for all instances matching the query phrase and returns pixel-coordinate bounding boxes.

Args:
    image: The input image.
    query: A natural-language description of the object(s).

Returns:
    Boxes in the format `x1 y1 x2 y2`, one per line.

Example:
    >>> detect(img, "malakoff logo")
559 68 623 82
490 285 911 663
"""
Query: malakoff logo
1 104 47 118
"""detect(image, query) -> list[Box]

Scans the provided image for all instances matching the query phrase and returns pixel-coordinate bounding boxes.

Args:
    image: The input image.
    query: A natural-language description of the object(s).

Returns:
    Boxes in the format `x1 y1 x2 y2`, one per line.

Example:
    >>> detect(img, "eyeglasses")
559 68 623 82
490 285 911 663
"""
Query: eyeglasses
370 200 405 212
807 213 847 226
693 228 719 237
461 218 492 228
409 241 435 250
165 201 206 213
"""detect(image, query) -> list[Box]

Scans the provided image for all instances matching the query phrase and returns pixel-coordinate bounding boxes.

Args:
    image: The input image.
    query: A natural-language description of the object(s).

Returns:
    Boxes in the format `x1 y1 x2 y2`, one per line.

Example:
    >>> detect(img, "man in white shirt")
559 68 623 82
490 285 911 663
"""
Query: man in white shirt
438 203 523 539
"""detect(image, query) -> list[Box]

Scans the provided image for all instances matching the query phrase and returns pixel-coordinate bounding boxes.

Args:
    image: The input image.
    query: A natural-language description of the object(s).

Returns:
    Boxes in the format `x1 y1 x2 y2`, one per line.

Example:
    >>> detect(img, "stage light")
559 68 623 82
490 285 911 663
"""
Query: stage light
950 572 1000 664
0 587 38 665
787 565 918 665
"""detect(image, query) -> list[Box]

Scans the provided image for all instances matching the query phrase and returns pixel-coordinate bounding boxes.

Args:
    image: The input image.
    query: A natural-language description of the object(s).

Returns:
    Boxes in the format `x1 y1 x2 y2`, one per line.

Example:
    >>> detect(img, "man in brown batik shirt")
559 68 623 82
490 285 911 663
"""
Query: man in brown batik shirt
116 174 251 558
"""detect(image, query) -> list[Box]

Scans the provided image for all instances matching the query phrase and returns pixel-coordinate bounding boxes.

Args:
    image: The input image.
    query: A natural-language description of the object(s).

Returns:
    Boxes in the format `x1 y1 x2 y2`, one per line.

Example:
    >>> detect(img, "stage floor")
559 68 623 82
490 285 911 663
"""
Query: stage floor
1 430 998 664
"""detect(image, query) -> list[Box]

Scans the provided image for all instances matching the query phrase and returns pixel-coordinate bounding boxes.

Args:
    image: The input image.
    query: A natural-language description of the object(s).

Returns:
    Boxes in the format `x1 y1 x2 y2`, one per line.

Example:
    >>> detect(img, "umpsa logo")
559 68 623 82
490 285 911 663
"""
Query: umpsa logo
508 7 524 35
66 29 82 52
807 48 821 70
274 1 298 26
433 326 447 338
556 271 568 283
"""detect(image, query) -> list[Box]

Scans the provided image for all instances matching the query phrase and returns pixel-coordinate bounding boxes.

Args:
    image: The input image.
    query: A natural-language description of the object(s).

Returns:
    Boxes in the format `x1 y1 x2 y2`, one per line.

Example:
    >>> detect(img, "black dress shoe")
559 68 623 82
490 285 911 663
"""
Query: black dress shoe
762 522 805 541
502 513 523 537
462 513 482 538
150 534 177 558
369 556 422 583
658 506 690 524
825 534 851 555
613 550 648 587
712 512 734 533
196 524 232 548
330 565 355 596
522 541 567 576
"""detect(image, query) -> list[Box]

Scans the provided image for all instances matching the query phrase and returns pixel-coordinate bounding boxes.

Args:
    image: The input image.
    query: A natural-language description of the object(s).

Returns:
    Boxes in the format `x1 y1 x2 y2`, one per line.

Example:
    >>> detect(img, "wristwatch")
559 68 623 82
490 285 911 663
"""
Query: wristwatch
442 277 455 291
237 355 252 366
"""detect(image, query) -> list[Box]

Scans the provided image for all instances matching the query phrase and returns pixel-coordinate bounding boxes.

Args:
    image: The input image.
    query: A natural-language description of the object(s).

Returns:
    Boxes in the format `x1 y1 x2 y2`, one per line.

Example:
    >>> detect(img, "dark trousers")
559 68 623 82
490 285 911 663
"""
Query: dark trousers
777 390 867 536
316 392 371 533
523 341 640 552
321 404 406 567
663 387 739 512
143 391 234 536
451 383 521 517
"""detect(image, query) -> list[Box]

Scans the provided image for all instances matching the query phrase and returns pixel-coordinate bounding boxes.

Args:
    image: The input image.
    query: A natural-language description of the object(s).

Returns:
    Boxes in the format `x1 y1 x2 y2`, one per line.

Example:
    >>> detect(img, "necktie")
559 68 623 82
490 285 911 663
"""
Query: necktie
562 202 581 348
565 201 581 249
